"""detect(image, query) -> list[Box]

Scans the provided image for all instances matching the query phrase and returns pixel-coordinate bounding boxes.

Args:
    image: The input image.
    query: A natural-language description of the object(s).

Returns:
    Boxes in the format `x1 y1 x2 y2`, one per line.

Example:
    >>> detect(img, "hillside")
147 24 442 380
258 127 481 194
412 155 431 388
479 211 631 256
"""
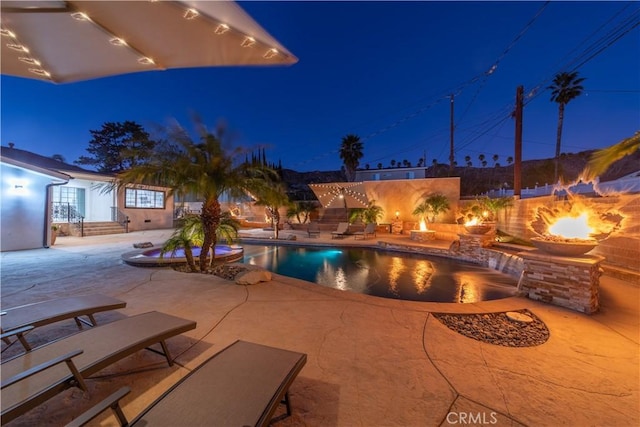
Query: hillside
282 150 640 199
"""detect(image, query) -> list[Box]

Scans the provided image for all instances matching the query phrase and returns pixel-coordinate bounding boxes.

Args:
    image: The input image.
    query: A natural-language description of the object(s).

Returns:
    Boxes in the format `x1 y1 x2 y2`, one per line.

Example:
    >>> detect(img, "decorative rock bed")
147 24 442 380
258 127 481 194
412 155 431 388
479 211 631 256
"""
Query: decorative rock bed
433 309 549 347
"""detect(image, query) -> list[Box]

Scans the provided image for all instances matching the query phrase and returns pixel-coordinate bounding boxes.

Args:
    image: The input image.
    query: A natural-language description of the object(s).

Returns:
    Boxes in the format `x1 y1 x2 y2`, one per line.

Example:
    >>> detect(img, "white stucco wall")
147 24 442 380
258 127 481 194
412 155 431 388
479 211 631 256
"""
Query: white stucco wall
1 163 52 251
62 179 114 221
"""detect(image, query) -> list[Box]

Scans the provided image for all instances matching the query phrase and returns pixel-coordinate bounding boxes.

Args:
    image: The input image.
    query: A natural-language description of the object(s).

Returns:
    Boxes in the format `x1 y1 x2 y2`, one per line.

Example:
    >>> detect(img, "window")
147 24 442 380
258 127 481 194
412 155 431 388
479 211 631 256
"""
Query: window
125 188 165 209
52 186 85 221
405 171 415 179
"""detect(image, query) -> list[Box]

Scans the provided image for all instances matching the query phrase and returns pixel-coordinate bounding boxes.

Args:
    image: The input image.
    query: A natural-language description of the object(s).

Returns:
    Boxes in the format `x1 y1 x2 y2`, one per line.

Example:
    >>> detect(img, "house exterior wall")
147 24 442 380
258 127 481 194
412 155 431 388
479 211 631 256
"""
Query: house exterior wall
118 186 175 232
356 167 428 182
60 179 114 222
1 163 51 251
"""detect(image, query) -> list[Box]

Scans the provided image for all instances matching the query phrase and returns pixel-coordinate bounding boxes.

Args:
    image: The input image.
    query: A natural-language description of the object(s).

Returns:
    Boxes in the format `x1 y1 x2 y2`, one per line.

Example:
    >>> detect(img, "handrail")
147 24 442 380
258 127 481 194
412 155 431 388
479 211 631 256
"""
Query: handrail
52 202 85 236
110 207 129 233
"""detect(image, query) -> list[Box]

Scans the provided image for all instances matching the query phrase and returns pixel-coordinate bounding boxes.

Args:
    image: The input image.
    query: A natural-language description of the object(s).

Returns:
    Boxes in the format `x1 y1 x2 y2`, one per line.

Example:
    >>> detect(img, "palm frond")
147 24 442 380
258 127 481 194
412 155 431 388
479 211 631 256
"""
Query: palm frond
583 132 640 180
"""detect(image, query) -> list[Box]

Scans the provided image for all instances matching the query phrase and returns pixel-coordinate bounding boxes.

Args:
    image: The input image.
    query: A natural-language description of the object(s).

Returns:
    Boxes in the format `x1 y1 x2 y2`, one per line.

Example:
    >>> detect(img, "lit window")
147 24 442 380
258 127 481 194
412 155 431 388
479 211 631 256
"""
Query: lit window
125 188 164 209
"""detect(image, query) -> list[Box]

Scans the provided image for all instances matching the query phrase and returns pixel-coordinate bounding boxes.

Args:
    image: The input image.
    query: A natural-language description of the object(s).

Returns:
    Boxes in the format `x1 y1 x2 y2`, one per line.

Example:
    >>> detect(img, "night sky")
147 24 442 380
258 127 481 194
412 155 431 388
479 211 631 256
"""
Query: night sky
1 1 638 172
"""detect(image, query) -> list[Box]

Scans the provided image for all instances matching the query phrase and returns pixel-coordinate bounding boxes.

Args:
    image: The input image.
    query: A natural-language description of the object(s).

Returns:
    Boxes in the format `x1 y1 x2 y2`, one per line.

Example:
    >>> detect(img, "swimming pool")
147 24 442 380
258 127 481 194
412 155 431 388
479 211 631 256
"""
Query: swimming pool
241 244 517 303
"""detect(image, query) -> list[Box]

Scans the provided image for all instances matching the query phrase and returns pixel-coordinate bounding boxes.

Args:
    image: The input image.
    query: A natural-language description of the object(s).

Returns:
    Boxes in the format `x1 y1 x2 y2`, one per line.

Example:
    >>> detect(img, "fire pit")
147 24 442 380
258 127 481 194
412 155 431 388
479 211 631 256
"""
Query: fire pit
530 237 598 256
464 224 492 235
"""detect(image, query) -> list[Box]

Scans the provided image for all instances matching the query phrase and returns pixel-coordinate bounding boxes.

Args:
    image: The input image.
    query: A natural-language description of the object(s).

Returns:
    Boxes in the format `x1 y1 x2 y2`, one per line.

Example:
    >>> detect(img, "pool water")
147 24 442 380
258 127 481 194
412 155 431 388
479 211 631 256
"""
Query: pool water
241 244 517 303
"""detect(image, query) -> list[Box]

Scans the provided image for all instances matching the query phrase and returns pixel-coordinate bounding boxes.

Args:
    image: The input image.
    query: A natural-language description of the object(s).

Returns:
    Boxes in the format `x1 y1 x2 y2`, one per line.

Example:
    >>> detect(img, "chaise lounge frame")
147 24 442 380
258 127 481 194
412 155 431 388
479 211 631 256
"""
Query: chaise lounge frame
66 340 307 427
353 223 377 240
1 294 127 350
331 222 350 239
1 311 196 424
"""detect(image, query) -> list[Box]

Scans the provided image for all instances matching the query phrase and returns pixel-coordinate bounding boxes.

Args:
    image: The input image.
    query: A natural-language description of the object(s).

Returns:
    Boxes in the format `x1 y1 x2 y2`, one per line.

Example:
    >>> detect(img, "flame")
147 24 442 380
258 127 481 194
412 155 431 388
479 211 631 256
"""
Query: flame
419 219 428 231
548 213 594 239
529 191 624 242
465 218 480 226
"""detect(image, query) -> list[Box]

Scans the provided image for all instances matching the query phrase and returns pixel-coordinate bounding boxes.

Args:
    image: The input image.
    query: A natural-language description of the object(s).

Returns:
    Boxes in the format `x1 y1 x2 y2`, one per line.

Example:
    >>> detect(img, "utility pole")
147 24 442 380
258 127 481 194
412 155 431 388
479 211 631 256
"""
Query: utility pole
514 85 523 198
449 94 454 175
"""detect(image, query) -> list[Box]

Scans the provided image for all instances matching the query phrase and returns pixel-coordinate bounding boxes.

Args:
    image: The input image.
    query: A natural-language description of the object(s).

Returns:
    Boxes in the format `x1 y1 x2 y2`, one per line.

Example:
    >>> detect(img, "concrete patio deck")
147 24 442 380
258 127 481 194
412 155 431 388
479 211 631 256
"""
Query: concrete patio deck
1 229 638 426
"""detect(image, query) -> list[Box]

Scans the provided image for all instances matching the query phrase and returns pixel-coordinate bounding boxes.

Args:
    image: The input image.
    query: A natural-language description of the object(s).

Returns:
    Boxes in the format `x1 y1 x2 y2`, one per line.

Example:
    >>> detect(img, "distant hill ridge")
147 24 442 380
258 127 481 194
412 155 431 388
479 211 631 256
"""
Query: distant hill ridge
281 149 640 199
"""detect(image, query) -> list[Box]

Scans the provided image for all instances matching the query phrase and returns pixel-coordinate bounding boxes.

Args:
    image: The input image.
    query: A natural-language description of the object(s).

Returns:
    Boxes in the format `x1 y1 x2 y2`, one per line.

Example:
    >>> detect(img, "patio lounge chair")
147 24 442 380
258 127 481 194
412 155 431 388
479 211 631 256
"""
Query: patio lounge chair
1 294 127 351
331 222 350 239
1 311 196 424
354 223 377 240
307 222 321 238
66 340 307 427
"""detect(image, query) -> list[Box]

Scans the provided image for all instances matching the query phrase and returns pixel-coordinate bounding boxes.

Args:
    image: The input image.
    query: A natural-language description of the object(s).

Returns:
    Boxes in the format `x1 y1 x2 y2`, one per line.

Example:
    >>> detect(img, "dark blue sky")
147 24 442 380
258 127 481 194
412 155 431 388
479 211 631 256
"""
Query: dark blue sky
2 1 639 172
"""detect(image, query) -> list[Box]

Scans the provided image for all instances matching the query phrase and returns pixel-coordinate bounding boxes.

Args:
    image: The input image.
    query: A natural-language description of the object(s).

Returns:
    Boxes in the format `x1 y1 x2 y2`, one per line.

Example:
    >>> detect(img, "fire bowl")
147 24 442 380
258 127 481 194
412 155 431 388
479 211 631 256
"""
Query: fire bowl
530 237 598 256
464 224 492 235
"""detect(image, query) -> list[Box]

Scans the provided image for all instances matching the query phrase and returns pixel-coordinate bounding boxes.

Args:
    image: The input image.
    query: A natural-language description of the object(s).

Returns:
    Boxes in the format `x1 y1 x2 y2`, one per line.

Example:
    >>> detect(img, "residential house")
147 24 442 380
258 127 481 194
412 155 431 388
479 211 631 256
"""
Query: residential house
1 145 174 251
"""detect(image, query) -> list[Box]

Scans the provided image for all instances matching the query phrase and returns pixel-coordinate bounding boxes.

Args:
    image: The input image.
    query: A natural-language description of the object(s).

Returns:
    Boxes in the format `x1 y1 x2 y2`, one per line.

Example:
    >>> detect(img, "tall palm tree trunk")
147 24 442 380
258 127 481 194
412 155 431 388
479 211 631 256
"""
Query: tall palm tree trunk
554 103 565 182
200 198 221 271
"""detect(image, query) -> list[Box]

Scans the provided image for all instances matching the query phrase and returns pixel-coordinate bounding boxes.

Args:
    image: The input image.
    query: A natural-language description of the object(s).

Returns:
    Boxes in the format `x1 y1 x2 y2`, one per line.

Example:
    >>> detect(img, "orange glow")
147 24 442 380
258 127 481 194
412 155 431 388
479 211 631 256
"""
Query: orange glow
419 219 428 231
465 217 480 226
548 213 594 239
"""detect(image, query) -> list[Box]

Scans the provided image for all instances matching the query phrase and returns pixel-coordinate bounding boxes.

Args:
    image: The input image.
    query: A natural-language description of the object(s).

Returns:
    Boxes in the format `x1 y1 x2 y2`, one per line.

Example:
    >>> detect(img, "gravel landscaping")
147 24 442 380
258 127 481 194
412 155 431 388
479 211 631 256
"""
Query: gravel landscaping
433 309 550 347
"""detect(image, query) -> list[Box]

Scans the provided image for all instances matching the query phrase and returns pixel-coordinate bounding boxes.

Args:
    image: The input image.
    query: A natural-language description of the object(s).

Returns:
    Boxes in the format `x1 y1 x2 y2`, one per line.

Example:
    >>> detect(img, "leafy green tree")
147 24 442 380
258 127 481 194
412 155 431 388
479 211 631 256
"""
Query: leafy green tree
412 194 450 223
116 118 269 271
339 134 363 181
548 71 585 182
76 121 156 173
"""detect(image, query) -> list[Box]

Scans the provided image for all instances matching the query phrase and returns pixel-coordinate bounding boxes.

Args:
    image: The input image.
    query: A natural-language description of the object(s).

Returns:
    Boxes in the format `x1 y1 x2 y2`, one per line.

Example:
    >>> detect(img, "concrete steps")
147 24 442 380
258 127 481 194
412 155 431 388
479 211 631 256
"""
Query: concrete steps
69 221 126 237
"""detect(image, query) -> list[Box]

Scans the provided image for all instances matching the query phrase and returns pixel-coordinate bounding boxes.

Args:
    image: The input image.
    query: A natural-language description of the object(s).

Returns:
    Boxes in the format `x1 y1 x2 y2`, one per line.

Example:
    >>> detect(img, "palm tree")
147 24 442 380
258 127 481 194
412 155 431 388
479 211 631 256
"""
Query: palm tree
492 154 499 165
377 162 383 169
548 71 585 182
412 194 450 223
116 118 271 271
252 180 291 239
464 155 471 166
161 214 203 272
478 154 485 165
349 200 385 224
339 134 363 182
507 156 514 165
286 201 318 224
162 212 239 272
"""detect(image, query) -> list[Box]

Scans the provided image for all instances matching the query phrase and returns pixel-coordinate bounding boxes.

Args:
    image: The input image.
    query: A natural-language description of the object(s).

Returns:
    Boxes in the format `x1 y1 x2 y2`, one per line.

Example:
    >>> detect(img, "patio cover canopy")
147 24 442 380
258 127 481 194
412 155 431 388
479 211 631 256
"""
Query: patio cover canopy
1 0 298 84
309 182 369 209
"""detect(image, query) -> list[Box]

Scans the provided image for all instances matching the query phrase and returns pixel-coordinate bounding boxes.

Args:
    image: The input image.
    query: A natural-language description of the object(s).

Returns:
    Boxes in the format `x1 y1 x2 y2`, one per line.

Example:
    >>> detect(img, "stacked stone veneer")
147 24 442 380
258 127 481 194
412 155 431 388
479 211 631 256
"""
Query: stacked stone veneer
519 250 604 314
378 236 524 280
378 235 607 314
